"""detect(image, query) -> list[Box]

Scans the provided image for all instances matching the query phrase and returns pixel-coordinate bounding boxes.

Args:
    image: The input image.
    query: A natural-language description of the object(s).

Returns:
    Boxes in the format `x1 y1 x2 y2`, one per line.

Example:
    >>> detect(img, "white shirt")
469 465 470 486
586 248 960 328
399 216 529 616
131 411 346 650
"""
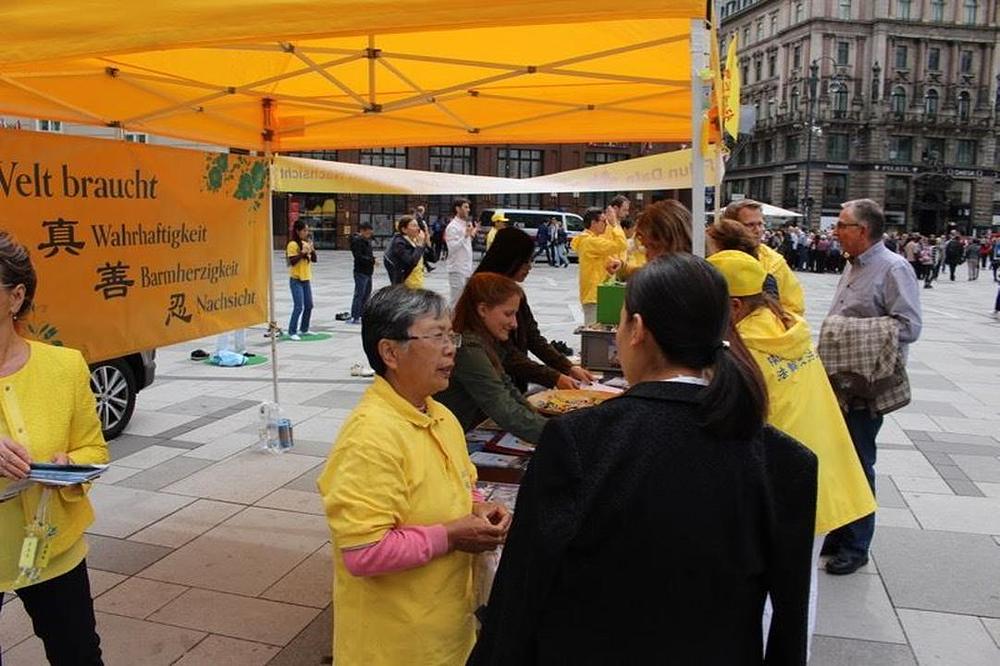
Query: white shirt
445 216 473 276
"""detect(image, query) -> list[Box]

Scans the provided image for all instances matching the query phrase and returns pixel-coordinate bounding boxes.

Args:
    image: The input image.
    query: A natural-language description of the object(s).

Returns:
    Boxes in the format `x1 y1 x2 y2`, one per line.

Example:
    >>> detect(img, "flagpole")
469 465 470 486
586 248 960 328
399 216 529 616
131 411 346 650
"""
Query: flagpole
691 19 708 257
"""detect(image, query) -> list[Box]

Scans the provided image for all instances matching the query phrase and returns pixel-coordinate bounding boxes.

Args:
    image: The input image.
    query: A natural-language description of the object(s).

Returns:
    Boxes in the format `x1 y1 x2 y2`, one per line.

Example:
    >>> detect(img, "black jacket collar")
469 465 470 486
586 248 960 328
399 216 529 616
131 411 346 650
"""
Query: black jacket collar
623 380 703 404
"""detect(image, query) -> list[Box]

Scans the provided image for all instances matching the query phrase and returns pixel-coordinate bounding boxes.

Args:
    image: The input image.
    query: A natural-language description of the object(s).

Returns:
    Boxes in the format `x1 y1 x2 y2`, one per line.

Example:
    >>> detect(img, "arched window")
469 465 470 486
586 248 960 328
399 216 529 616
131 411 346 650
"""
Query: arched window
924 89 939 116
890 86 907 113
958 91 971 121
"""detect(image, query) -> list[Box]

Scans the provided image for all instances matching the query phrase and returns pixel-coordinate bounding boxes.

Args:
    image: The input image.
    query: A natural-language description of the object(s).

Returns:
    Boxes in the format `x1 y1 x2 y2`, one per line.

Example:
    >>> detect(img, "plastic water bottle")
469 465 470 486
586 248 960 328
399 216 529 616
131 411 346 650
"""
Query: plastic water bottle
258 402 293 453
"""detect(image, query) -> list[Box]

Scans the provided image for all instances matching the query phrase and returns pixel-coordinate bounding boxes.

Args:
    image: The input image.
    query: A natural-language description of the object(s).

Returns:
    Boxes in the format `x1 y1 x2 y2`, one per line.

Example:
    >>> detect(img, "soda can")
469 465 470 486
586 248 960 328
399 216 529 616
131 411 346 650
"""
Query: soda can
277 418 294 450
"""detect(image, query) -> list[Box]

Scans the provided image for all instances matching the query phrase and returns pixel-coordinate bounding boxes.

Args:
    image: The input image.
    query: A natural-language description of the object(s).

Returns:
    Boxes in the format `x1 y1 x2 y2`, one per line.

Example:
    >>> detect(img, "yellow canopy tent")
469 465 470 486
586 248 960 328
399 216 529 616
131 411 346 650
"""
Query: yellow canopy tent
0 0 712 402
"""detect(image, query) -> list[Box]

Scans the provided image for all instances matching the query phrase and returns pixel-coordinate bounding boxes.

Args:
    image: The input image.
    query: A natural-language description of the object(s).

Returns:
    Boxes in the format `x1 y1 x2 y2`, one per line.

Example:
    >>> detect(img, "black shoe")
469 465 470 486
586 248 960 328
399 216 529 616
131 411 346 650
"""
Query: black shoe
825 551 869 575
190 349 209 361
335 312 350 321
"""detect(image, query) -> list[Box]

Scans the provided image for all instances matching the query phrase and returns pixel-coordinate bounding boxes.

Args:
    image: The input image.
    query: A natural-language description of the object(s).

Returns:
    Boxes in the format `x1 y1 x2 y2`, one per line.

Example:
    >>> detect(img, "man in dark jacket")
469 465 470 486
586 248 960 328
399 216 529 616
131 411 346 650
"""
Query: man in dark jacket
944 231 965 281
348 222 375 324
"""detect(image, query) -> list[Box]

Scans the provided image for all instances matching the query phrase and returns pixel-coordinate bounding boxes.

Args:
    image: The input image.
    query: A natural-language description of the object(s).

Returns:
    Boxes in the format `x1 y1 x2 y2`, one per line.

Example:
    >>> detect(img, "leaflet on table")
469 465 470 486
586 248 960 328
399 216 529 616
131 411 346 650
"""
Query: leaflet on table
470 451 529 470
579 382 625 394
476 481 521 511
485 433 535 456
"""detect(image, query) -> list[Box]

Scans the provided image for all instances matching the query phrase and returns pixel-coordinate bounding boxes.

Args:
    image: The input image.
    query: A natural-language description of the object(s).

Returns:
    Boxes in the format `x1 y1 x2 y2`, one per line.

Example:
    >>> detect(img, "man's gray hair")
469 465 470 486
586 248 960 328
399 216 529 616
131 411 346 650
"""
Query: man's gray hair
362 286 448 376
841 199 885 241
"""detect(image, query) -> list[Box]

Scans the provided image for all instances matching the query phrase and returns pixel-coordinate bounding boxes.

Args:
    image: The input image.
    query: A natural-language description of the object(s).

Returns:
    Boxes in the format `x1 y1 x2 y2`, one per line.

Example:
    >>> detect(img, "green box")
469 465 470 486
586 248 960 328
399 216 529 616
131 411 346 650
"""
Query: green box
596 282 626 325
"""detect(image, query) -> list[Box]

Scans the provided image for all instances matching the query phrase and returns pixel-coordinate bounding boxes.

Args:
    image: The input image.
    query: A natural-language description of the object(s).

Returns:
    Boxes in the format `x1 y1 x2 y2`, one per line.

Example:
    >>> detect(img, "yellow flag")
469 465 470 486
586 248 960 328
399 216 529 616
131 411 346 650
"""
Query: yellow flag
723 36 741 138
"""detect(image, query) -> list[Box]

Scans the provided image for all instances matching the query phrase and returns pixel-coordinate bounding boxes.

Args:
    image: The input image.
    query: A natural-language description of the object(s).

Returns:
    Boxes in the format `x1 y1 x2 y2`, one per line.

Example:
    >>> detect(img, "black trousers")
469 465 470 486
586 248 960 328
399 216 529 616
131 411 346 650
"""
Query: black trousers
0 559 103 666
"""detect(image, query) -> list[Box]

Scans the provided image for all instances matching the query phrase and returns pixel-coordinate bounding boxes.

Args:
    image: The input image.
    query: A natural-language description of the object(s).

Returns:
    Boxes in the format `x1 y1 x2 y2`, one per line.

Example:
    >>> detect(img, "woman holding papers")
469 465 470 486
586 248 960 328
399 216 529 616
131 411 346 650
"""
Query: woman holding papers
471 255 817 665
476 228 595 392
0 230 109 665
435 273 549 443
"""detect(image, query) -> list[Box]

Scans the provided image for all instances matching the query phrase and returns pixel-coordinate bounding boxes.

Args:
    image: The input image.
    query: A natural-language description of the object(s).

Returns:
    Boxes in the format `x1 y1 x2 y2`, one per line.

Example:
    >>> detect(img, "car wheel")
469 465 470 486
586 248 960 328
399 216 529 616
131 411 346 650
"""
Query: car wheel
90 359 137 440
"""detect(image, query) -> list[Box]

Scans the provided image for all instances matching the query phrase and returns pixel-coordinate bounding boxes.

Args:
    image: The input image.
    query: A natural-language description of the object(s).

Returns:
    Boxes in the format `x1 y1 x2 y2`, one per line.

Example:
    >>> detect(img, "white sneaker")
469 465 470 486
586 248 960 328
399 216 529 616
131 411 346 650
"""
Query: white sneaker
350 363 375 377
290 334 301 341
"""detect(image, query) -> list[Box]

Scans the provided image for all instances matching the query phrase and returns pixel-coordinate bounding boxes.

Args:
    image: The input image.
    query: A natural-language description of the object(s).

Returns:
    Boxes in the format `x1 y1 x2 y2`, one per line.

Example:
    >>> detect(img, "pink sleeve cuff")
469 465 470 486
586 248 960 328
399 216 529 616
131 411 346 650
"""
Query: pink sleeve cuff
342 524 450 577
472 488 486 503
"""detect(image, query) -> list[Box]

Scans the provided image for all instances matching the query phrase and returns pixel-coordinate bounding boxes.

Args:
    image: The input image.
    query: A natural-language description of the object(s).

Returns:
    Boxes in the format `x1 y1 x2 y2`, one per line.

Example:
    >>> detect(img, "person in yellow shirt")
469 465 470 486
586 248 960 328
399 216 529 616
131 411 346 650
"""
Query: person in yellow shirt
723 199 806 316
385 215 427 290
0 231 108 664
318 285 511 666
570 207 627 323
706 250 876 657
485 212 508 250
286 220 317 341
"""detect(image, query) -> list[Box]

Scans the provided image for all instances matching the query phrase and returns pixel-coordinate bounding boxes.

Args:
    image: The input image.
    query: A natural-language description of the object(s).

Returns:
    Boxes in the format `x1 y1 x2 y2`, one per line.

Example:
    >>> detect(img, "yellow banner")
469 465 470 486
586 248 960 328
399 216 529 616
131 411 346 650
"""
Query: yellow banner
724 36 741 138
272 148 718 195
0 129 269 363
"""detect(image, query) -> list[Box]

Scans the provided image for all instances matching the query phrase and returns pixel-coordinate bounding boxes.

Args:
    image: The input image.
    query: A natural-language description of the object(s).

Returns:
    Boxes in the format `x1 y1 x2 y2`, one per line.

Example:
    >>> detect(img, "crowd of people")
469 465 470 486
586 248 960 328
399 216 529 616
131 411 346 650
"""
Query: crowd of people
309 195 927 664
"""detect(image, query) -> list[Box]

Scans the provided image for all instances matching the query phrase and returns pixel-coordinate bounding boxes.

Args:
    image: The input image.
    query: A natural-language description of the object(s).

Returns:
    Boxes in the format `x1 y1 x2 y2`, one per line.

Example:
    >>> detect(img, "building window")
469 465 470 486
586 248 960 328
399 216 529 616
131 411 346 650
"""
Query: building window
931 0 945 21
360 147 407 168
743 26 750 45
749 177 772 203
429 146 476 174
358 194 408 237
889 136 914 162
838 0 852 20
286 150 339 161
756 20 764 42
956 139 976 165
763 139 774 163
37 119 62 133
785 135 800 160
124 132 148 144
794 2 804 22
742 62 750 83
783 173 799 208
750 142 760 165
832 85 848 114
928 47 941 71
897 0 912 19
837 42 850 66
768 54 777 78
890 86 907 114
823 173 848 207
957 91 971 121
827 133 850 161
895 45 908 69
964 0 978 24
754 57 763 82
582 152 628 207
790 87 800 112
924 138 946 163
924 89 939 116
885 176 910 208
770 13 778 35
497 148 543 209
792 45 802 69
960 50 973 74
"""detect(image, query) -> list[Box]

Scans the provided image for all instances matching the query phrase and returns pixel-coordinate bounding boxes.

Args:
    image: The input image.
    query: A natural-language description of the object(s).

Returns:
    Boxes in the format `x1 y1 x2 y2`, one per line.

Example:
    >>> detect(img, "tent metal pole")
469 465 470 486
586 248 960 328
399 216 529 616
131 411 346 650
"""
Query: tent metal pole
262 99 280 405
690 19 708 257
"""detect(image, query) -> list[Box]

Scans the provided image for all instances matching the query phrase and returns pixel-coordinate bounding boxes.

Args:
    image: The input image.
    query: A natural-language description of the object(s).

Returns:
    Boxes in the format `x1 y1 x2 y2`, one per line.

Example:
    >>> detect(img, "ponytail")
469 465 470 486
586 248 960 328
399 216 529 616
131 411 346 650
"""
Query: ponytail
700 324 768 440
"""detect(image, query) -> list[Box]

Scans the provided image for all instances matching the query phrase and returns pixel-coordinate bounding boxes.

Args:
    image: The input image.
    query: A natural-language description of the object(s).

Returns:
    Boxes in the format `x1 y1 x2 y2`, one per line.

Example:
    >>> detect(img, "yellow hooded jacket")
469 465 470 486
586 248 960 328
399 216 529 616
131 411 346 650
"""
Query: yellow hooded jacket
737 308 876 535
570 226 628 304
758 244 806 317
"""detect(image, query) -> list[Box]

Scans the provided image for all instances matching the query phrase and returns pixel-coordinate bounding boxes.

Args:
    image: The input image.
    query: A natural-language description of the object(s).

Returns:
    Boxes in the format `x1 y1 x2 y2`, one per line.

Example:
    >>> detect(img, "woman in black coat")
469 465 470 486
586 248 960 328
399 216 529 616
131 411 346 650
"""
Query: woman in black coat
470 254 818 666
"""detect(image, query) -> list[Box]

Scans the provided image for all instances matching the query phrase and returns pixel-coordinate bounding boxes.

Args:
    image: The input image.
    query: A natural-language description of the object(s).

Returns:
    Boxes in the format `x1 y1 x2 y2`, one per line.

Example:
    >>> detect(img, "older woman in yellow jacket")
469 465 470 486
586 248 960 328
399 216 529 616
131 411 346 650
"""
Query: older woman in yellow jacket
0 231 108 665
707 250 876 657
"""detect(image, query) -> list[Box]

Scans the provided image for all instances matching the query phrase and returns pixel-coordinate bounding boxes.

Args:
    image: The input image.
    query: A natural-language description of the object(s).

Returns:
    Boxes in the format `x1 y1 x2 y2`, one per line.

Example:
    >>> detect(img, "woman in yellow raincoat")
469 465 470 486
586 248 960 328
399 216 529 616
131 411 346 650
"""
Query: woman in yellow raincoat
707 250 876 656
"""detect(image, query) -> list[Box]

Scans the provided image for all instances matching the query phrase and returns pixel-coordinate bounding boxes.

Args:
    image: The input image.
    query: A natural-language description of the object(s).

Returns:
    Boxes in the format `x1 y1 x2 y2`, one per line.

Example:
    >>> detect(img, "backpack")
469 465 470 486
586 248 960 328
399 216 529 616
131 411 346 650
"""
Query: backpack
384 254 405 285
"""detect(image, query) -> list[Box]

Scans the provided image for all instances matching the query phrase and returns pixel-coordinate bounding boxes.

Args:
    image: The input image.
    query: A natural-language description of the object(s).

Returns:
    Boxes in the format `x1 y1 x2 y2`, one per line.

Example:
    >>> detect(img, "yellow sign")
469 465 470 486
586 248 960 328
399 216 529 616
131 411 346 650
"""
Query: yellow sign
0 129 269 362
723 36 741 138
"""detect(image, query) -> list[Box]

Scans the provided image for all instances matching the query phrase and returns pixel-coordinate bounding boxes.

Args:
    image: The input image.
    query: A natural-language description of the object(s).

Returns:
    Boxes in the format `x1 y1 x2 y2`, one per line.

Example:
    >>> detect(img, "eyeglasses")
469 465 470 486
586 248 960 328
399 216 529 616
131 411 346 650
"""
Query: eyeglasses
835 222 862 229
392 332 462 349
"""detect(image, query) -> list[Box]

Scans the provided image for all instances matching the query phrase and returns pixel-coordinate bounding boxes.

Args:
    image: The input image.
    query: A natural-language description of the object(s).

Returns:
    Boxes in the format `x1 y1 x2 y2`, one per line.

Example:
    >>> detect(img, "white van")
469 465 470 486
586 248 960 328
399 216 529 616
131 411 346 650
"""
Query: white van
475 208 584 260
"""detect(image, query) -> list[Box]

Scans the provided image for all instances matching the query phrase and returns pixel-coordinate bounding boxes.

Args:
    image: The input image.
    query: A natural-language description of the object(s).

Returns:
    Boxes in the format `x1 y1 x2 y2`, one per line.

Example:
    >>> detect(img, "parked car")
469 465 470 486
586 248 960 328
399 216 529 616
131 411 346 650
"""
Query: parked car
89 350 157 440
475 209 585 261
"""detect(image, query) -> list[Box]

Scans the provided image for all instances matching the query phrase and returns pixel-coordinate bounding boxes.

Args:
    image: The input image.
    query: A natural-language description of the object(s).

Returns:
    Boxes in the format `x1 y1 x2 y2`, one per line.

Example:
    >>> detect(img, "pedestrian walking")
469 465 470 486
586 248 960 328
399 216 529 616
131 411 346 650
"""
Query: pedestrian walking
945 231 964 281
979 235 991 269
532 219 553 266
445 198 478 305
991 237 1000 282
920 238 935 289
348 221 375 324
551 218 570 267
0 230 108 665
820 199 922 576
965 237 981 280
287 221 316 341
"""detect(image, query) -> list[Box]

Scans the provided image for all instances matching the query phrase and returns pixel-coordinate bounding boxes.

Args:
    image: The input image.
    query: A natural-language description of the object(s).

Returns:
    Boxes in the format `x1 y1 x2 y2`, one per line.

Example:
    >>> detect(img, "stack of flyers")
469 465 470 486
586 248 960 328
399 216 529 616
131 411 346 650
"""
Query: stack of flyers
484 433 535 457
27 463 108 486
469 451 529 470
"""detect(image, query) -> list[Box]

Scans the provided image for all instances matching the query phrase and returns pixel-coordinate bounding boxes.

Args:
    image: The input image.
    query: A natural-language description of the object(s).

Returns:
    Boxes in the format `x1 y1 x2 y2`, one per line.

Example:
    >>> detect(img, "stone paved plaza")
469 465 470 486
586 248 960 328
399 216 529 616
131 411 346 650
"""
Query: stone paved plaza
2 250 1000 665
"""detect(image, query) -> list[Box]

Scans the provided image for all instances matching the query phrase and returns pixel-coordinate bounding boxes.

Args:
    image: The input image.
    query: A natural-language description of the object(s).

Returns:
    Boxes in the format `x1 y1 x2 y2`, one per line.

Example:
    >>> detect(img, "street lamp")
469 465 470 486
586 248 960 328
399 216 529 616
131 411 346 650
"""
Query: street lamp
801 57 848 226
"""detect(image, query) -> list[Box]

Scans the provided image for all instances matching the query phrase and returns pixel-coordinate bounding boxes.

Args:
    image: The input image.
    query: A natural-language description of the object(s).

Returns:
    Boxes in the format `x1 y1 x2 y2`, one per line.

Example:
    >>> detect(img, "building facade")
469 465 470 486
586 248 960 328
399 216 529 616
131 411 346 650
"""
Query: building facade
720 0 1000 234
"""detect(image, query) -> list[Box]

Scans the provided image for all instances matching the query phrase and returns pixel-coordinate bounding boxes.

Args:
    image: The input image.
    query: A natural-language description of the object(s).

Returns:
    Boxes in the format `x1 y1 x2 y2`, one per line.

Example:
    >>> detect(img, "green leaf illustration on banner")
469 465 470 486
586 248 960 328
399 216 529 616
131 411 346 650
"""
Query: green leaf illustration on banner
203 154 266 211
